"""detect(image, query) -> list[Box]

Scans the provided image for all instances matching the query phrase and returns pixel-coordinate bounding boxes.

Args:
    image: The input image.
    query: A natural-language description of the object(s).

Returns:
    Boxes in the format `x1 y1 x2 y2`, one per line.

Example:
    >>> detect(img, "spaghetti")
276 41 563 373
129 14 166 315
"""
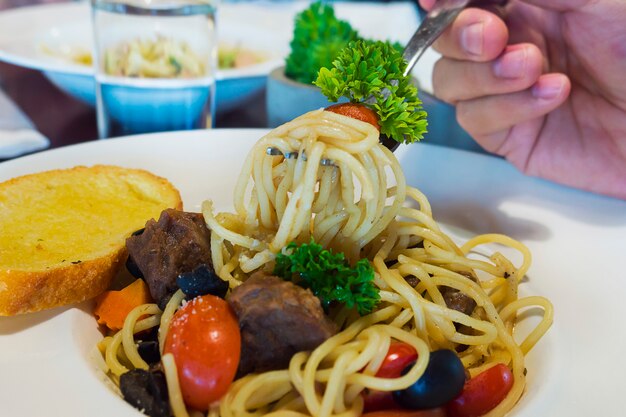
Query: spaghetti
96 110 553 417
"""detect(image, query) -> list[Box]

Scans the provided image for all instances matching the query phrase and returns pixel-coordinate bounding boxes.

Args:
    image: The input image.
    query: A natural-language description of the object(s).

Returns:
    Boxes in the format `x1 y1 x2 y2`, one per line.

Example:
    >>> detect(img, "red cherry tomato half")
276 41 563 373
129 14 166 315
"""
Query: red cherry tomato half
446 363 514 417
164 295 241 411
377 342 419 378
363 390 398 413
362 408 446 417
363 342 418 412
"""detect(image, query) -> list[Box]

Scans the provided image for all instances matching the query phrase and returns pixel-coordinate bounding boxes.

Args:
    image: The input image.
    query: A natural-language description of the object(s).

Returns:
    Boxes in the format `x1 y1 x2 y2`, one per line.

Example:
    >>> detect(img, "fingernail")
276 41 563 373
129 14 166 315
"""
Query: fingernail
461 23 484 56
532 75 565 100
493 47 527 79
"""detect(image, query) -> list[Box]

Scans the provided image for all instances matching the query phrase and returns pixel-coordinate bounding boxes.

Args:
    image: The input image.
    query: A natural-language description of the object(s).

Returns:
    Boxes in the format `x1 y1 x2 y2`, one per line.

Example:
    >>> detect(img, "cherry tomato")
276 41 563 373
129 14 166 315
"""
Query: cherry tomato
326 103 381 130
361 408 446 417
164 294 241 411
446 363 514 417
363 342 418 412
377 342 419 378
363 390 397 413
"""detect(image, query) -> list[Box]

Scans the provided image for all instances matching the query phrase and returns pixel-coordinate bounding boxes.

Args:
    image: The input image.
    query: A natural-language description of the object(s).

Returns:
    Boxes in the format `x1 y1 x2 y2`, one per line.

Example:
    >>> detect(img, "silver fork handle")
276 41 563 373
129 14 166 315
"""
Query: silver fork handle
402 0 471 77
403 0 509 76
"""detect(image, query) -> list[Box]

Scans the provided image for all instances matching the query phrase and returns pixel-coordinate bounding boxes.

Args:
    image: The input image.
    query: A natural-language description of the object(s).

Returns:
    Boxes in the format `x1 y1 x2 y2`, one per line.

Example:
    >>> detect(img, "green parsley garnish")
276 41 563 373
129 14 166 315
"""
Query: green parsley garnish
274 241 380 315
168 56 182 75
314 39 428 144
285 1 360 84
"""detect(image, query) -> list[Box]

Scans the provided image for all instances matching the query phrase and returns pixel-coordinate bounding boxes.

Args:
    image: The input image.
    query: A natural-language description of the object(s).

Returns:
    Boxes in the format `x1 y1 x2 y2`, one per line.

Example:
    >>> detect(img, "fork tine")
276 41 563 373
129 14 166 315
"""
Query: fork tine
266 147 336 167
266 148 299 159
266 147 283 156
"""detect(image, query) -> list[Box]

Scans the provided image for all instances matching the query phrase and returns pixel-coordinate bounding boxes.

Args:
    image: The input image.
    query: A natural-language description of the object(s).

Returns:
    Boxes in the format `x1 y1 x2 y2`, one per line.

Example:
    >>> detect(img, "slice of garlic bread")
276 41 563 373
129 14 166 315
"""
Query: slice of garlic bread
0 165 182 315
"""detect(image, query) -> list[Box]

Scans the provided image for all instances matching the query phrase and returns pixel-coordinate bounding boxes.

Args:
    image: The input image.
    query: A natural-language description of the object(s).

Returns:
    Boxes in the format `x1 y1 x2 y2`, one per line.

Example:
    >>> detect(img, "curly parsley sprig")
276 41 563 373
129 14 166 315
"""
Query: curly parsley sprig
274 240 379 315
314 39 428 144
285 1 360 84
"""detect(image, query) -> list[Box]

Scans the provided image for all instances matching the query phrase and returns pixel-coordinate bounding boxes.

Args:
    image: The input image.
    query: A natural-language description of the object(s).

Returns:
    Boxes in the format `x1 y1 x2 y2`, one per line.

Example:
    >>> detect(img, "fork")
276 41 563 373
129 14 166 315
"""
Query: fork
401 0 508 80
267 0 508 163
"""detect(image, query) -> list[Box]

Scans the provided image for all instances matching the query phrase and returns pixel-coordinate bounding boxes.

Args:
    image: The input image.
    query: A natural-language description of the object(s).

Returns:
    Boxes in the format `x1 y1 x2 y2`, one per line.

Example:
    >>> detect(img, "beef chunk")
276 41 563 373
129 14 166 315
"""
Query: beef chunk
228 272 338 376
441 272 477 317
126 209 213 306
404 275 419 288
403 271 476 317
441 288 476 316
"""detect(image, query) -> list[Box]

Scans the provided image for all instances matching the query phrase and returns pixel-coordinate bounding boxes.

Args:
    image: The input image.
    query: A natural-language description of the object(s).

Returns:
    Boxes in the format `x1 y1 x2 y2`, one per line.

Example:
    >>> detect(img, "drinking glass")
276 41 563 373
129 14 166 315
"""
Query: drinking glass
91 0 218 138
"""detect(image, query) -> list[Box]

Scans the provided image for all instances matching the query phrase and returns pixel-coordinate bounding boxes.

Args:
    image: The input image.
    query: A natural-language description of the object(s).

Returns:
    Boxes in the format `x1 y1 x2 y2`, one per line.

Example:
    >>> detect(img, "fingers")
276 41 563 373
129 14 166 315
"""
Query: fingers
433 43 544 104
431 8 509 62
515 0 586 11
455 73 572 152
420 0 583 12
419 0 436 10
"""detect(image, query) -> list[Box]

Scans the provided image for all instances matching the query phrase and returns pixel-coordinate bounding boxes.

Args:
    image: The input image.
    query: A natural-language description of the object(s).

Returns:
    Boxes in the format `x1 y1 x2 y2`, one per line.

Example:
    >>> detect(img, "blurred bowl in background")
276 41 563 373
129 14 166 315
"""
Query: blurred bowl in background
45 62 270 116
266 66 345 128
0 2 286 115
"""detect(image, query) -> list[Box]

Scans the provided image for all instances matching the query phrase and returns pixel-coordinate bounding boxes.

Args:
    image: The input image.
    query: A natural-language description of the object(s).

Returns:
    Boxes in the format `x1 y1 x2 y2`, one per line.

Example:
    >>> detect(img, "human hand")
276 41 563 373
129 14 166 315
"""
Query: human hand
420 0 626 199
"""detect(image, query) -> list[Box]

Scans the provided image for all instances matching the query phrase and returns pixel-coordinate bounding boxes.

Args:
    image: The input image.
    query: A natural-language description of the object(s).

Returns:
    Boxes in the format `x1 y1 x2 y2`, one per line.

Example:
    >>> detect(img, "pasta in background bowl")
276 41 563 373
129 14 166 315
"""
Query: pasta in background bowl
38 31 281 114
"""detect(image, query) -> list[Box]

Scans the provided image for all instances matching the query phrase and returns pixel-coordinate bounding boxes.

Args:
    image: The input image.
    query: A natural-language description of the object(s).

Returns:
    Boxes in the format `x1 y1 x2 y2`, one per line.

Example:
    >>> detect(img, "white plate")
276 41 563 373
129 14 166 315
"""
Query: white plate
0 1 433 113
1 130 625 416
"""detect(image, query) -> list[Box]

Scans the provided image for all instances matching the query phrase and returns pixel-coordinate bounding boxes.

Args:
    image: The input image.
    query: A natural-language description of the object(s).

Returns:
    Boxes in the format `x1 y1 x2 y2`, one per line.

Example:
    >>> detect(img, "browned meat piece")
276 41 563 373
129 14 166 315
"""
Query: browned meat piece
441 271 477 316
441 288 476 316
403 270 476 317
228 272 338 376
404 275 419 288
126 209 213 305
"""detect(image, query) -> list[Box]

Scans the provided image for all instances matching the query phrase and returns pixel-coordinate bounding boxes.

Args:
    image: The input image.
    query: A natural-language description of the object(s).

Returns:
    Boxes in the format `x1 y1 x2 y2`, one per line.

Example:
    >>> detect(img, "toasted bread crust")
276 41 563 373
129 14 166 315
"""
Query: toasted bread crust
0 165 183 315
0 249 126 315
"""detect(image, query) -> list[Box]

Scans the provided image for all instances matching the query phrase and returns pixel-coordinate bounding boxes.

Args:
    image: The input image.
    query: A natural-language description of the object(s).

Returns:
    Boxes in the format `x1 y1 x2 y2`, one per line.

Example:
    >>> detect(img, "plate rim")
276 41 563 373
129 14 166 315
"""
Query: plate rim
1 129 625 417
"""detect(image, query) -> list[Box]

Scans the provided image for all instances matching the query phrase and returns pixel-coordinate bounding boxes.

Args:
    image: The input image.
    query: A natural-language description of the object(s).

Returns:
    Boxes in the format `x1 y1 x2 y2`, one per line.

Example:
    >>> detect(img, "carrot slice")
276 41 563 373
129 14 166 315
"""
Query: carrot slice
94 278 152 331
326 103 380 130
